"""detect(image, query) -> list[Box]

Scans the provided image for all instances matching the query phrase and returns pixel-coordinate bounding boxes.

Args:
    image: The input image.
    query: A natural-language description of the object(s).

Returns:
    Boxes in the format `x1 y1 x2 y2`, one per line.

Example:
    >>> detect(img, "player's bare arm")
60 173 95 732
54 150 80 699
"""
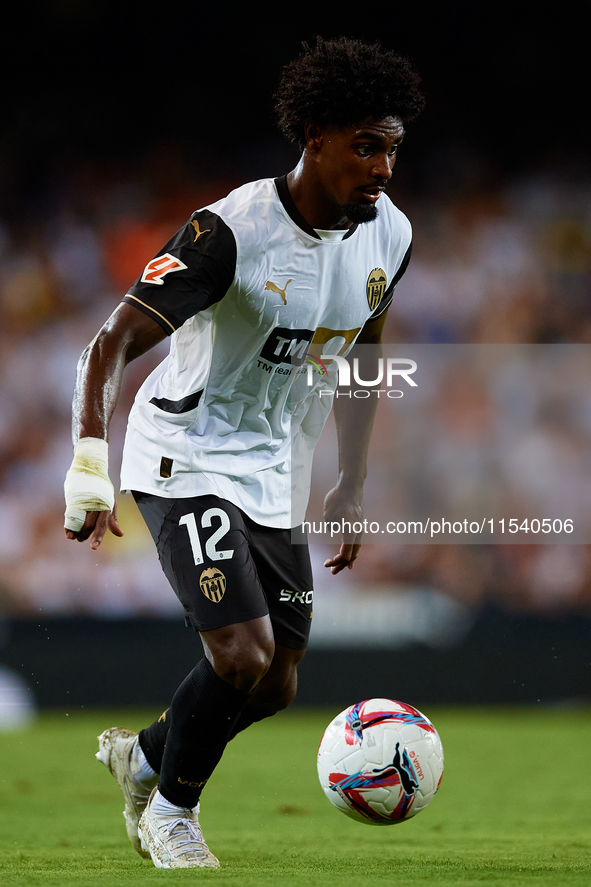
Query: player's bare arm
64 303 166 549
323 309 387 575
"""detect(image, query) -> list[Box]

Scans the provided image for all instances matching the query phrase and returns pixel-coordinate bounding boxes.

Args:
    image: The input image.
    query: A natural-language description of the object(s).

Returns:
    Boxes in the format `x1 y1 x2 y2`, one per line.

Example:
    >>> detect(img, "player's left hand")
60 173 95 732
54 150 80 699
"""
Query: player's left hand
322 481 364 575
323 541 361 574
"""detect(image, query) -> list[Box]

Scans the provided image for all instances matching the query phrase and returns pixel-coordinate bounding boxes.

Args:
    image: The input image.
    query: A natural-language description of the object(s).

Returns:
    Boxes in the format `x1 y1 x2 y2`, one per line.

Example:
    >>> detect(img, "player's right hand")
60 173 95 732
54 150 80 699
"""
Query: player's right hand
65 503 124 550
64 437 123 549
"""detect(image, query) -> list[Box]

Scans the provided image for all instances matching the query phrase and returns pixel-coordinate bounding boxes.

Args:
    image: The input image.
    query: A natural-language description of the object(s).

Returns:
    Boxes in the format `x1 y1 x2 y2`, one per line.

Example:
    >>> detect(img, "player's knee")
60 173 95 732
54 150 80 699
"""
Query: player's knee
213 642 274 694
203 617 275 693
268 679 297 712
252 665 299 714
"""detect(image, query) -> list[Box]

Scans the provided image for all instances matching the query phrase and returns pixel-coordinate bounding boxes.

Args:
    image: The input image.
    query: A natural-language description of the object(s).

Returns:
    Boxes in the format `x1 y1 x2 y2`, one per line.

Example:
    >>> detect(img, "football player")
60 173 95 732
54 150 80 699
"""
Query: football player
64 36 423 869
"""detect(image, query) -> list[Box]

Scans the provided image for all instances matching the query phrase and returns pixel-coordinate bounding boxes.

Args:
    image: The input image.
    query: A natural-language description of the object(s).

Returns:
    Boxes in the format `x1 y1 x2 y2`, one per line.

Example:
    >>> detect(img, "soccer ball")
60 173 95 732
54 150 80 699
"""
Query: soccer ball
317 698 444 825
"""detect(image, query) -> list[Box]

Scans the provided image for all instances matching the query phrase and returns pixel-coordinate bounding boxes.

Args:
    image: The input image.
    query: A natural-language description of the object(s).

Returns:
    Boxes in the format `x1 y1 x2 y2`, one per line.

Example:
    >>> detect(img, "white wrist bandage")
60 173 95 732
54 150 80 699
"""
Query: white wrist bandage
64 437 115 532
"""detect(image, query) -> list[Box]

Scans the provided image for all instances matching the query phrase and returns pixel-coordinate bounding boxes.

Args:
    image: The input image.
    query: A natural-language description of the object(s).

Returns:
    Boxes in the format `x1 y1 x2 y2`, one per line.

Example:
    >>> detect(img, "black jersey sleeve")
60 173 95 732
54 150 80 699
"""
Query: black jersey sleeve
370 240 413 320
121 209 237 334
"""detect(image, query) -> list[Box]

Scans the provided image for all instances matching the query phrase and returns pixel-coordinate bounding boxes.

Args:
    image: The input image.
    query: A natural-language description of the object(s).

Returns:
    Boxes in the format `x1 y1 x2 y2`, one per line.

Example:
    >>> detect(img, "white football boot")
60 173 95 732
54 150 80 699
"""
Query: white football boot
138 788 220 869
96 727 157 858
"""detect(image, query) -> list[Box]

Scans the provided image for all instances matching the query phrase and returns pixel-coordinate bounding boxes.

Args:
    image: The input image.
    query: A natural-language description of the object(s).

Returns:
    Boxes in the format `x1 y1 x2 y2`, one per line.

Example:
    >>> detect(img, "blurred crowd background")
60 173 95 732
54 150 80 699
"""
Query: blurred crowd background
1 1 590 649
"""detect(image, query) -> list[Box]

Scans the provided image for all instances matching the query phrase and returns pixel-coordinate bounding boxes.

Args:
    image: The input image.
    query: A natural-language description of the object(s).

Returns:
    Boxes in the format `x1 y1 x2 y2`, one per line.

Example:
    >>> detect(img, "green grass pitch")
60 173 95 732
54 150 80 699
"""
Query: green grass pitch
0 706 589 886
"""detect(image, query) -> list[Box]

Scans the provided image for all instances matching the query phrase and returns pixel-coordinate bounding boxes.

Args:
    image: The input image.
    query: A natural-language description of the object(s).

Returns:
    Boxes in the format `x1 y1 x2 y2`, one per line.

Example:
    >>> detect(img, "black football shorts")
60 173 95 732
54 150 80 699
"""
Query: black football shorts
132 492 314 650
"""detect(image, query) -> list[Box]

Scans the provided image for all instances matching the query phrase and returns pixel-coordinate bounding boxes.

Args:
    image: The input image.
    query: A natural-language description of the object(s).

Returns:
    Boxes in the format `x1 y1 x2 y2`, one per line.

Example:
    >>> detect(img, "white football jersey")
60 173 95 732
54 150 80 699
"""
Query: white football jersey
120 176 412 527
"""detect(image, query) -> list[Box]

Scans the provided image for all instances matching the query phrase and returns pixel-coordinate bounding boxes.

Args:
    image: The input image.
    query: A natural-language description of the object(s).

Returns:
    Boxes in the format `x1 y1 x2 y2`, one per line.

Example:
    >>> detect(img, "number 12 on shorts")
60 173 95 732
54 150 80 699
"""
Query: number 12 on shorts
179 509 235 564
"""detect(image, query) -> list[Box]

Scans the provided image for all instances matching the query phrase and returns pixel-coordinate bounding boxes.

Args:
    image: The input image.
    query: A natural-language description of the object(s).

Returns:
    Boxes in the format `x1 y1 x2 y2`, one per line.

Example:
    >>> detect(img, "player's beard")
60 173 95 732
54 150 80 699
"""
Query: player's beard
343 203 379 224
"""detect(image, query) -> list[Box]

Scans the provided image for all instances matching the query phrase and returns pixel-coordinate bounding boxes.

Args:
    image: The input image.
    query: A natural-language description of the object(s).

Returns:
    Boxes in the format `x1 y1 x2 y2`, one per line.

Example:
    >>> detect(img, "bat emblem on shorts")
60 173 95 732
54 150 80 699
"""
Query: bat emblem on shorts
191 220 212 241
199 567 227 602
265 279 293 305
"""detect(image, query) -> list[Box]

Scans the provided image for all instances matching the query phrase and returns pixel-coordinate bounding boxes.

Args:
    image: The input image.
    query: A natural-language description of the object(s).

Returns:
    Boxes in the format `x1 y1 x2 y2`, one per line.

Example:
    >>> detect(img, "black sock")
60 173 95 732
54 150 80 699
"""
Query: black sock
158 657 249 808
138 708 170 774
227 705 274 740
138 680 273 777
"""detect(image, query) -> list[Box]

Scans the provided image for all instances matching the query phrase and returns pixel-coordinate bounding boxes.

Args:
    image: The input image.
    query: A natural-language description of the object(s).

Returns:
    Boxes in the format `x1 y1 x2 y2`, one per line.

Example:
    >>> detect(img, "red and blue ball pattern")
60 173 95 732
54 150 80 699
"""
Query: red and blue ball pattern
317 698 444 825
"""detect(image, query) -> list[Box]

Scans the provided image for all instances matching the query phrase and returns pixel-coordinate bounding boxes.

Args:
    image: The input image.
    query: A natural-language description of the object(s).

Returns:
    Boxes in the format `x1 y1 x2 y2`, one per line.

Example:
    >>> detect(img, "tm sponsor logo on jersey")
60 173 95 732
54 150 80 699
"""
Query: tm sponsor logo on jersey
141 253 188 285
280 588 313 604
257 326 314 373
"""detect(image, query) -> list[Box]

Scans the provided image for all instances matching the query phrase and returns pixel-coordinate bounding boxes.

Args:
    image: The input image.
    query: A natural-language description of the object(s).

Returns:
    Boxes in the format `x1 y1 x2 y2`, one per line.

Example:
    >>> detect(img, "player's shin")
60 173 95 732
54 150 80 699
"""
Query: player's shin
158 657 249 808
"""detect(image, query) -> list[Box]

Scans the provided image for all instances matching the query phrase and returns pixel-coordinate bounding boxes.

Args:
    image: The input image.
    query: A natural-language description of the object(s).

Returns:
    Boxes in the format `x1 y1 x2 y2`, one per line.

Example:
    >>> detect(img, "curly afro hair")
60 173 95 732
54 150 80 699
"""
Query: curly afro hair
274 37 425 148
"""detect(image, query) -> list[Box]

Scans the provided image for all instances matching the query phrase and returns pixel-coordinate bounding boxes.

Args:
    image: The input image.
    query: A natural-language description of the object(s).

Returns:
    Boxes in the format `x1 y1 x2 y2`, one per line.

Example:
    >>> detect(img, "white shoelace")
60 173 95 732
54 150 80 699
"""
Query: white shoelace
161 818 208 860
131 788 150 809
